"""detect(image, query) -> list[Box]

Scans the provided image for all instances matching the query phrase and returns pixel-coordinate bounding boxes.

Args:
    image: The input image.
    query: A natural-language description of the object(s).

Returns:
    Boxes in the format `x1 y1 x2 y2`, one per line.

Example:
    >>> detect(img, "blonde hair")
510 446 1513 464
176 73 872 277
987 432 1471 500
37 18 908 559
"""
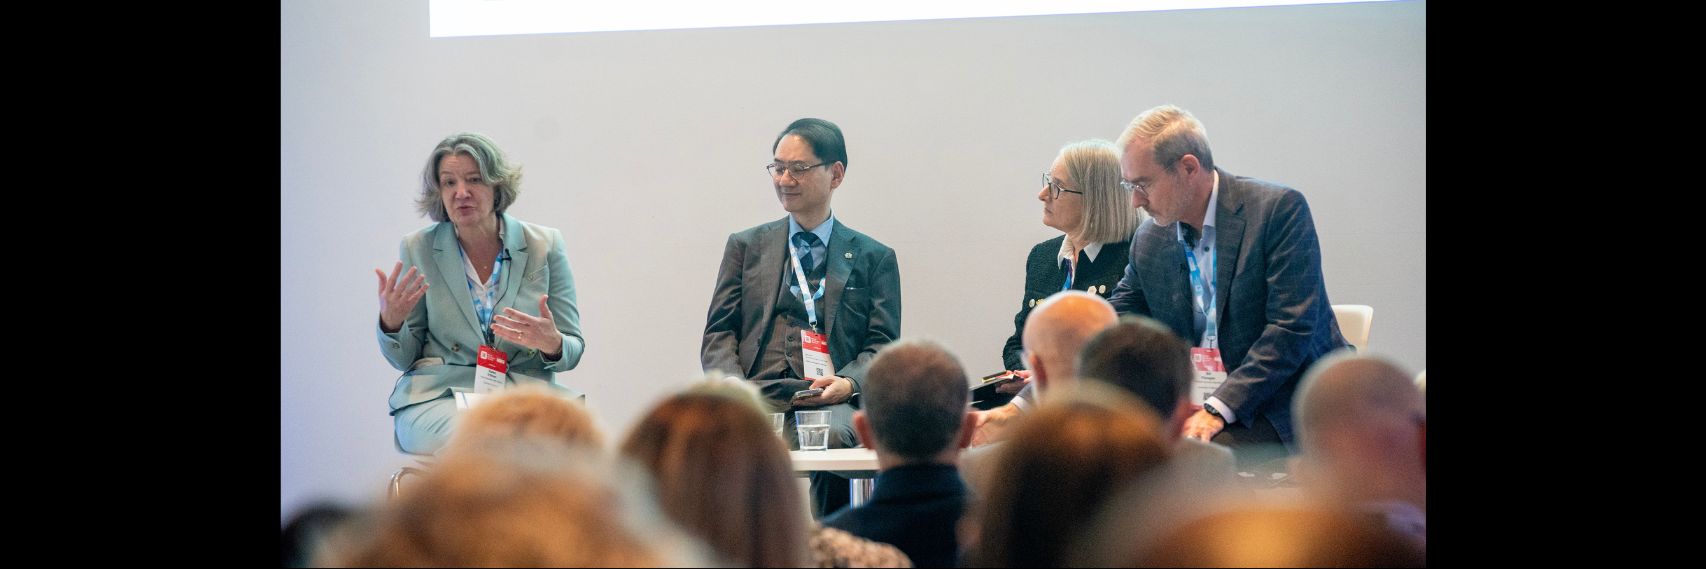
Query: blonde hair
620 383 811 567
1058 139 1140 243
443 384 603 454
340 438 703 567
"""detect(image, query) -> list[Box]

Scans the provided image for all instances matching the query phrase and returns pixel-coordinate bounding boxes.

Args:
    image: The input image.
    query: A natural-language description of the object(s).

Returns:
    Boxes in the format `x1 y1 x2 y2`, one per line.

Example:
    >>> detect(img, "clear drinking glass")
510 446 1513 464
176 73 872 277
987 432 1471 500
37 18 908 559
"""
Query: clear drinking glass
795 410 832 451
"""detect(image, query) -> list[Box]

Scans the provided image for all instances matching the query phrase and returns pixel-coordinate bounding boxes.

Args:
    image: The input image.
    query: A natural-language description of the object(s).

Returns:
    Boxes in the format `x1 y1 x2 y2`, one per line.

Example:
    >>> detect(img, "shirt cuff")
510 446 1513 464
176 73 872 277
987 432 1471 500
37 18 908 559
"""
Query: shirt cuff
1205 397 1236 425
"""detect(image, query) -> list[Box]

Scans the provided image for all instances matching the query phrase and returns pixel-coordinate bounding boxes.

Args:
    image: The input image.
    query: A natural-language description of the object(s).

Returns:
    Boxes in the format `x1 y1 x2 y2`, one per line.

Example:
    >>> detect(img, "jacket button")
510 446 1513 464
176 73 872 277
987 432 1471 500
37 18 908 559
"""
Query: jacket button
452 344 460 352
391 342 400 349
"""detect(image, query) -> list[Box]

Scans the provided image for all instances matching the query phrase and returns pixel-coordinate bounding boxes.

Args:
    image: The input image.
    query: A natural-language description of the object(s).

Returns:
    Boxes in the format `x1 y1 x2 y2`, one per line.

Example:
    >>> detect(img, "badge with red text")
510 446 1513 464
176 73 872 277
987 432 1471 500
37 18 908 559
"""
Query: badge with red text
801 330 831 380
1188 347 1226 407
475 345 508 394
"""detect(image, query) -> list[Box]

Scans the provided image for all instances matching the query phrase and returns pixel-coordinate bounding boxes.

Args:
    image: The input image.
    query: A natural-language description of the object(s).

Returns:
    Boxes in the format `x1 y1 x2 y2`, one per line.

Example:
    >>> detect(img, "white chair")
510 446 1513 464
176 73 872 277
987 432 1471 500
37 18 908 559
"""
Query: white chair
389 432 434 499
1332 304 1374 351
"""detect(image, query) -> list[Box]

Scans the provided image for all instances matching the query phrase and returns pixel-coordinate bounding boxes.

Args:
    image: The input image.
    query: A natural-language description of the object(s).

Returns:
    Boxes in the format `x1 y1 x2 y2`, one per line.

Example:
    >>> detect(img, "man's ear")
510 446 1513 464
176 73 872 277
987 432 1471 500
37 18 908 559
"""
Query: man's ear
956 412 977 449
853 411 876 451
1028 352 1049 395
828 161 846 189
1178 153 1202 177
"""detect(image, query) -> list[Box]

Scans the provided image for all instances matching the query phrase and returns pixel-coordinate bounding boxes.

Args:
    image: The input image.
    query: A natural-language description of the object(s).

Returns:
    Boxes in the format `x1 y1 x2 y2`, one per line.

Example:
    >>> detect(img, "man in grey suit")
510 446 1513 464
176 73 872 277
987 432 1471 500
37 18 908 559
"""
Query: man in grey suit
1107 104 1347 471
701 117 902 517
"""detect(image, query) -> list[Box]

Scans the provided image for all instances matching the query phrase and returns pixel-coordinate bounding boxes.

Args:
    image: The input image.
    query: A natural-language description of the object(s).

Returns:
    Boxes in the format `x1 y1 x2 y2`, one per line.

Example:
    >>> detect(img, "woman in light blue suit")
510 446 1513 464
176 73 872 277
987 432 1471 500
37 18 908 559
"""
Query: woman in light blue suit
375 132 585 454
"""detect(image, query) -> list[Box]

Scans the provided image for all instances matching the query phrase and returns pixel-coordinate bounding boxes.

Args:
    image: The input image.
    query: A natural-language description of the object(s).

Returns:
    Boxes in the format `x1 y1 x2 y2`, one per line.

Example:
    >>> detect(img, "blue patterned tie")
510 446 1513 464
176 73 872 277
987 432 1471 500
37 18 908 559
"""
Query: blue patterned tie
793 231 821 279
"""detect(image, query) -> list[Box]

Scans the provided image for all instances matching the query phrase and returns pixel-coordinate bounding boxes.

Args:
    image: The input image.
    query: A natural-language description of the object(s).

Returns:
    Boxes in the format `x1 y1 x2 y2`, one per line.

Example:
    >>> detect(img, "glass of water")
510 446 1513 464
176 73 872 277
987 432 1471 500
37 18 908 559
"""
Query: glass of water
795 410 832 451
769 412 785 439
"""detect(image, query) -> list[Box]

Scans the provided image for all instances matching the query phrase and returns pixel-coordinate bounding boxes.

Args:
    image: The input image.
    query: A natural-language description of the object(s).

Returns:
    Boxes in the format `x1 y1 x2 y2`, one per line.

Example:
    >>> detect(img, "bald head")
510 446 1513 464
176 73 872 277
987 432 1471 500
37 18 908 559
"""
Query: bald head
1294 352 1426 507
1022 290 1118 397
1297 353 1424 443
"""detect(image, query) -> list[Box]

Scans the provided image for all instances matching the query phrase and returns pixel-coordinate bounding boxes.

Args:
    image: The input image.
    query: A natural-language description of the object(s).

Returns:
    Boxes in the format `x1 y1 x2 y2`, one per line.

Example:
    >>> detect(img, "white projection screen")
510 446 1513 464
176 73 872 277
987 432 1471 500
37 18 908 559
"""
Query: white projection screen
281 0 1424 517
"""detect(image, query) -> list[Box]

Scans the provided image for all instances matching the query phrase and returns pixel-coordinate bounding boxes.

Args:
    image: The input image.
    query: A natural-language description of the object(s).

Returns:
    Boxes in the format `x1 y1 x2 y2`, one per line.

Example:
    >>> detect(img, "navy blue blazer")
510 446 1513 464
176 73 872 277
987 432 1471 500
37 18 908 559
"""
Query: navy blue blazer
1107 169 1346 444
1002 235 1133 371
821 463 968 568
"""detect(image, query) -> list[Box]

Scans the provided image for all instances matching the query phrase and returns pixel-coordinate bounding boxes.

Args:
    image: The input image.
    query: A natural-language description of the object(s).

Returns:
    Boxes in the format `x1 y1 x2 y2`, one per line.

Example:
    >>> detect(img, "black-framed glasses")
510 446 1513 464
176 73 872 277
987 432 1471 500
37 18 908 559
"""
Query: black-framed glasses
766 162 829 178
1043 173 1083 199
1119 178 1152 200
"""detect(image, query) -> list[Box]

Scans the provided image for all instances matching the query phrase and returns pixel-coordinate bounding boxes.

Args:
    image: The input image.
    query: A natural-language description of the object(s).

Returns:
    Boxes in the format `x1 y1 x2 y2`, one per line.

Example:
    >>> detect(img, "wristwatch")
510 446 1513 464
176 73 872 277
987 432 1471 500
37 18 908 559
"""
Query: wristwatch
1202 404 1226 423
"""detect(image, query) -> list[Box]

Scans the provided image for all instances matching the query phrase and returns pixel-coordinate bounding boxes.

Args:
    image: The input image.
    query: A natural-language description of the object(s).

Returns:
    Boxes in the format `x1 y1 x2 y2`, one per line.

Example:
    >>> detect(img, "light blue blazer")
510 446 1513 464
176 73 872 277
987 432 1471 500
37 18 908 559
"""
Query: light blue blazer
378 214 585 413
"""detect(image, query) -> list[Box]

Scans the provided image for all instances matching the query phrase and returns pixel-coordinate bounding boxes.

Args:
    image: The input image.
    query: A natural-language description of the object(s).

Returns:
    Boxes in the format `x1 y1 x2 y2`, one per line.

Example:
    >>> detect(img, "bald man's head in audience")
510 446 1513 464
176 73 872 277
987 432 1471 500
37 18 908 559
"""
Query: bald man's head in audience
1294 352 1427 509
1021 290 1118 399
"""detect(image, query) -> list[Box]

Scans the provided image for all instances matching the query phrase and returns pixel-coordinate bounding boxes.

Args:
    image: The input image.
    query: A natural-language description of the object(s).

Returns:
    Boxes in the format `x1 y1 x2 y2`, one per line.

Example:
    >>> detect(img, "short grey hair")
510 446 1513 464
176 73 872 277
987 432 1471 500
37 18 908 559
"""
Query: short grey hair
417 132 523 222
1116 105 1215 173
1058 139 1140 243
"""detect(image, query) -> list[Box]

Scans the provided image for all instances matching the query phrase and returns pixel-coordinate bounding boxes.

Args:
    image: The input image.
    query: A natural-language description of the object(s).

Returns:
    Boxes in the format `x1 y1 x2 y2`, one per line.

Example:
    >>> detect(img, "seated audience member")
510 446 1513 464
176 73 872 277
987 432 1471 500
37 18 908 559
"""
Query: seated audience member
1131 506 1425 567
964 384 1173 568
1293 351 1427 546
621 380 911 568
441 383 604 453
335 437 707 567
961 291 1118 496
822 339 976 567
1077 315 1236 487
280 501 359 568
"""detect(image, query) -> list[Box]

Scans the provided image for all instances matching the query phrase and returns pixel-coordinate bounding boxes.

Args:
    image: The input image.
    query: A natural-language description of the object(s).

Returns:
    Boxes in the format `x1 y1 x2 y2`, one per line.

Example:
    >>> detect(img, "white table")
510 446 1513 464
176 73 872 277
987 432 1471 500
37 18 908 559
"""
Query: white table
790 448 879 507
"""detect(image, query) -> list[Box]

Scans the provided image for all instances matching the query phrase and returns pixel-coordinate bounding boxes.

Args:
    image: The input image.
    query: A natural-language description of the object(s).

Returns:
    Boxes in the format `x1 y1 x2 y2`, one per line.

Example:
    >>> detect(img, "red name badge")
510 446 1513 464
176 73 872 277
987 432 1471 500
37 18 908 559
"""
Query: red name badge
1188 347 1226 408
801 330 831 380
475 345 508 393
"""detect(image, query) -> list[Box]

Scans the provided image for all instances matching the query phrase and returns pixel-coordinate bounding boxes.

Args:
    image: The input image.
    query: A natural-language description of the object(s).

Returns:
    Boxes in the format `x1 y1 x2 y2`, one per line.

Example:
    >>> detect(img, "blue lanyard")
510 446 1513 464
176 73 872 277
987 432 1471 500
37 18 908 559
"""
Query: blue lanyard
1180 227 1217 349
787 239 824 332
1060 257 1074 292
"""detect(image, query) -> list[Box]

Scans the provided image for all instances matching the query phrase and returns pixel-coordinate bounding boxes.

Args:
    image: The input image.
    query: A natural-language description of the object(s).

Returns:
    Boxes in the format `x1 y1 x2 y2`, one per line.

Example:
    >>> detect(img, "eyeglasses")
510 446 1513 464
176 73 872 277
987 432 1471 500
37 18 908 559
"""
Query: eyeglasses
1119 178 1152 200
1043 173 1083 199
766 162 829 178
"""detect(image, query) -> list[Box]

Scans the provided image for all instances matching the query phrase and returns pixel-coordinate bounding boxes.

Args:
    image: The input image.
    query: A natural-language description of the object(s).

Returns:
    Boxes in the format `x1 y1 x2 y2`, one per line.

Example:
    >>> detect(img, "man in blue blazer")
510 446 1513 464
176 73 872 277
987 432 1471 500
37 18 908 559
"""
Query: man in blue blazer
701 118 902 517
1107 105 1347 466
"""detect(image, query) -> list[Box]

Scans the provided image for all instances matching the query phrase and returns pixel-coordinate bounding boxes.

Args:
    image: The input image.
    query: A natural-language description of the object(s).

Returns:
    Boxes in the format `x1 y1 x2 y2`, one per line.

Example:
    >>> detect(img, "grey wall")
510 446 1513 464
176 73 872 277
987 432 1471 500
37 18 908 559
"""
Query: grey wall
281 0 1424 519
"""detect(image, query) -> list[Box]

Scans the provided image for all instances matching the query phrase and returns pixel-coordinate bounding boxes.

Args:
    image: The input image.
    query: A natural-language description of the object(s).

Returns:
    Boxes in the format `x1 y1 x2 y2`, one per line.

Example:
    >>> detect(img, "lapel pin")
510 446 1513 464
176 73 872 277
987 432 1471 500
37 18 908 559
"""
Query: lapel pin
844 252 853 259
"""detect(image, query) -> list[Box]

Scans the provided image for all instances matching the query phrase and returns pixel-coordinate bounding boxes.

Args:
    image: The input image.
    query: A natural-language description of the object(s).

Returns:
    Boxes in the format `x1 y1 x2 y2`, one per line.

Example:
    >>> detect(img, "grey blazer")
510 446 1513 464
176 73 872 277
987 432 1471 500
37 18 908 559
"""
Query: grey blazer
378 214 585 413
701 217 901 397
1107 169 1346 444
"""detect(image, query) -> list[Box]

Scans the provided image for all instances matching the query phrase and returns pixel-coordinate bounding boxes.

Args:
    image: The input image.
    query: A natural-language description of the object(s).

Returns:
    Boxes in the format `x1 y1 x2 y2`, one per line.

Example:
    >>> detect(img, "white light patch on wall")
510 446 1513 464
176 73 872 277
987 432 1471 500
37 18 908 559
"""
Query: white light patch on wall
429 0 1396 38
